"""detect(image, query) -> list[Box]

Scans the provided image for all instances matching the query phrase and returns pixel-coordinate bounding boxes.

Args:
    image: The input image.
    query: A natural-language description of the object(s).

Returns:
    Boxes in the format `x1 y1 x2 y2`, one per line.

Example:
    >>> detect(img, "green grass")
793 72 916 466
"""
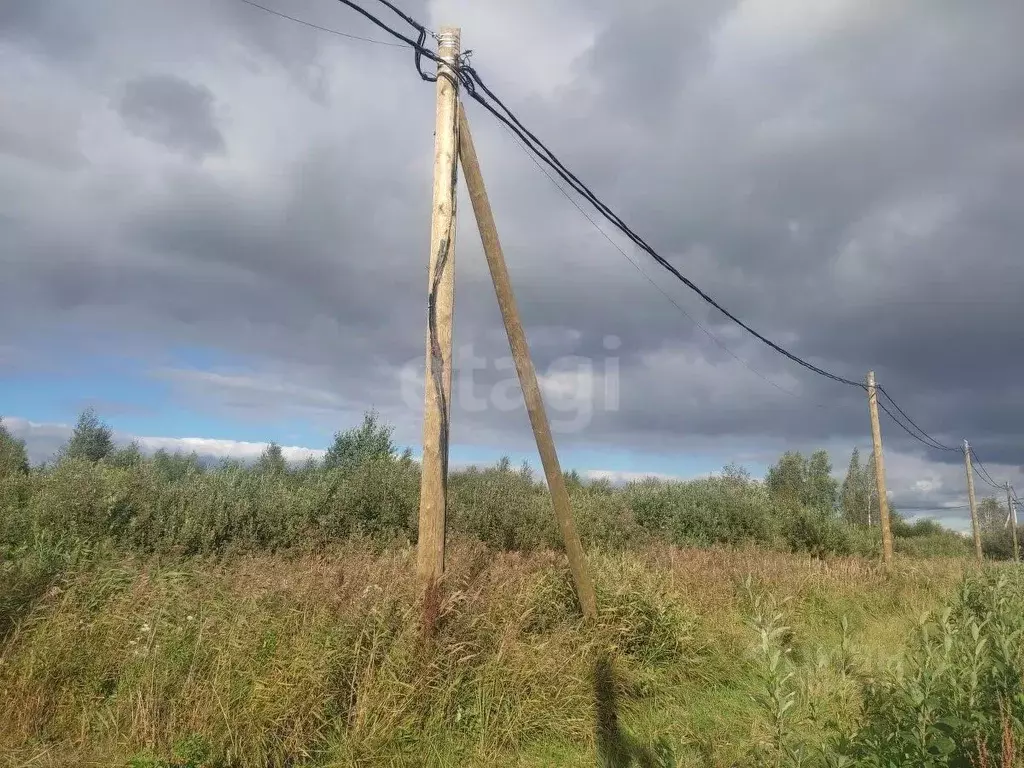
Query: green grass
1 420 1018 766
0 543 980 768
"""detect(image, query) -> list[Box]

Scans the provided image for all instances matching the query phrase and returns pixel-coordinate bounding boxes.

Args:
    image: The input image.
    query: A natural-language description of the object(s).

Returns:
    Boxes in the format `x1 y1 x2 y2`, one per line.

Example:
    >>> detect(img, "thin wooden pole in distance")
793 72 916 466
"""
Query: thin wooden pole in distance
1005 483 1019 563
457 104 598 620
963 439 983 563
865 371 894 564
417 26 461 627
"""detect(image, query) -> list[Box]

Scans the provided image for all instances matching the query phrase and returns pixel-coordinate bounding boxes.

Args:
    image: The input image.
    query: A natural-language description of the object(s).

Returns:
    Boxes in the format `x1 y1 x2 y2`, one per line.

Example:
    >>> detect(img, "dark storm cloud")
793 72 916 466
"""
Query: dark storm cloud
0 1 94 60
2 0 1024 520
119 75 224 159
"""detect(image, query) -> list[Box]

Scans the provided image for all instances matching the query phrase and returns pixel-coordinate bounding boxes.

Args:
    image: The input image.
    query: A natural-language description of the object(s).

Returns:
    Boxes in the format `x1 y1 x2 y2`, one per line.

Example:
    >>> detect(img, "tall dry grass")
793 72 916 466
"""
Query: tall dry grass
0 543 972 767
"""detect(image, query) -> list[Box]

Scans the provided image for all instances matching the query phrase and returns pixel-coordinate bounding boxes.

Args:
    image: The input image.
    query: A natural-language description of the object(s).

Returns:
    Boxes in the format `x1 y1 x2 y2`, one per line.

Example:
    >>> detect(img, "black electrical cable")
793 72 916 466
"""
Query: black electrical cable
371 0 429 32
875 386 958 452
875 398 956 452
496 121 845 408
321 0 865 390
971 449 1001 485
333 0 434 54
313 0 1000 463
457 66 865 389
974 469 1003 491
970 449 1004 490
233 0 407 46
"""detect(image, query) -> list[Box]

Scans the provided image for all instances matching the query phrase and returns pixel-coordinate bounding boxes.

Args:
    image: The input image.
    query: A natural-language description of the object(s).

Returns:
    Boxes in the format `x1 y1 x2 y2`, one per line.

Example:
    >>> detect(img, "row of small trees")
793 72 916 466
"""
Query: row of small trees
0 408 1005 558
0 408 402 478
764 447 887 527
764 445 1022 558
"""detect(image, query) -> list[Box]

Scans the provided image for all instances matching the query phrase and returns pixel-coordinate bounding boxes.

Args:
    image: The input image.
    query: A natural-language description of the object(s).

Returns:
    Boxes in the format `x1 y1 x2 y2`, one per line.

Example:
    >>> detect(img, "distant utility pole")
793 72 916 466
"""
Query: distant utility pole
963 439 983 563
1006 482 1020 563
458 104 597 620
417 26 461 625
865 371 894 564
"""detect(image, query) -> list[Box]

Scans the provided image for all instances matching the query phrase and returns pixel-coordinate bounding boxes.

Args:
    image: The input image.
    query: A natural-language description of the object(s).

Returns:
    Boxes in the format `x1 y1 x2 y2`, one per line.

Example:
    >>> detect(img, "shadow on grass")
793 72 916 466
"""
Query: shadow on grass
594 653 673 768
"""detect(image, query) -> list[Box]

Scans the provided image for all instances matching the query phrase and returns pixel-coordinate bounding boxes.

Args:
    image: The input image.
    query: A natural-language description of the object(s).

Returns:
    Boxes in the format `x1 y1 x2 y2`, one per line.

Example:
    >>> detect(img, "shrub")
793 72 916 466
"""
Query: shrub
61 407 115 463
448 461 557 551
572 488 648 550
0 410 972 565
781 506 853 557
0 418 29 478
981 530 1019 561
838 570 1024 766
322 456 420 541
626 476 778 549
898 533 972 559
323 410 397 471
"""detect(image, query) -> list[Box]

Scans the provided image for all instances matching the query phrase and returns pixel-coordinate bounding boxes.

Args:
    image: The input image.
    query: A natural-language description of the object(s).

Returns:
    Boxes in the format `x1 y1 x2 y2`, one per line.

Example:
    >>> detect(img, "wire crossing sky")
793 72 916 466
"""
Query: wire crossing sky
2 0 1023 529
320 0 1005 476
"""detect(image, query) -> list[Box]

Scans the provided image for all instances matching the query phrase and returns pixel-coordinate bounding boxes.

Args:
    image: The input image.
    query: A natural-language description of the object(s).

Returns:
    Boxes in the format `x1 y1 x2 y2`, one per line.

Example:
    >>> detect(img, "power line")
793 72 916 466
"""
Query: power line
875 386 958 452
971 449 1001 486
371 0 433 34
496 122 837 408
335 0 436 58
323 0 1004 464
970 448 1004 490
974 470 1003 491
975 470 1004 491
319 0 865 390
458 71 866 389
233 0 407 46
451 26 1008 454
875 398 958 453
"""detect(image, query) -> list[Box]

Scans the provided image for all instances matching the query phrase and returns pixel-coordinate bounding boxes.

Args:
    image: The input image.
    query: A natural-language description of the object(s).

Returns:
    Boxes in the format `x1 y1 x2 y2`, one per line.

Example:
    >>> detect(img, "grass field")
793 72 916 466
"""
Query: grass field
4 542 1008 767
2 416 1022 766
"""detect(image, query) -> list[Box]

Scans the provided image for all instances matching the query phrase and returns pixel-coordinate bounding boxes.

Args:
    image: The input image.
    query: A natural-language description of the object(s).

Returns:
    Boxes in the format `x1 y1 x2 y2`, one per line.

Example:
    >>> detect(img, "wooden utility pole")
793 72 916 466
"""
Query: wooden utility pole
417 26 461 611
865 371 894 564
963 439 983 563
1006 483 1019 563
457 104 598 619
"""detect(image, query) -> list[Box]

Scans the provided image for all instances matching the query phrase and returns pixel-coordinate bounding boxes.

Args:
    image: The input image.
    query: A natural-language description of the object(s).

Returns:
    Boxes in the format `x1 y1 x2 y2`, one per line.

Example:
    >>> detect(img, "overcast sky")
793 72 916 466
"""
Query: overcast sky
2 0 1022 529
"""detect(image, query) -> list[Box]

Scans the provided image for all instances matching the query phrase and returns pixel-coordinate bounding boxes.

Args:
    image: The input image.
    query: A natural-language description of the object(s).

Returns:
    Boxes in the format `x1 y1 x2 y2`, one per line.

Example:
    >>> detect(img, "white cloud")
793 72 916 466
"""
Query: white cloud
134 435 323 463
583 468 686 484
2 415 324 464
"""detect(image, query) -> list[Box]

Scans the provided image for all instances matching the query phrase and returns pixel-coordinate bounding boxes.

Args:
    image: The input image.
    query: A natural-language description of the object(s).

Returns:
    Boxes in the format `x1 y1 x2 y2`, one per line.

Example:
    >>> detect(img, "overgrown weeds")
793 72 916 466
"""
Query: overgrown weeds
0 543 985 767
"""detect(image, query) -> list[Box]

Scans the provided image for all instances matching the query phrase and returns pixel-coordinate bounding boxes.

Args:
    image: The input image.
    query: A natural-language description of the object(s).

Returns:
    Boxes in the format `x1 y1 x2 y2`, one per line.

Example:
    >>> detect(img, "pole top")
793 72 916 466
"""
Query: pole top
436 26 460 65
963 438 970 451
437 26 460 47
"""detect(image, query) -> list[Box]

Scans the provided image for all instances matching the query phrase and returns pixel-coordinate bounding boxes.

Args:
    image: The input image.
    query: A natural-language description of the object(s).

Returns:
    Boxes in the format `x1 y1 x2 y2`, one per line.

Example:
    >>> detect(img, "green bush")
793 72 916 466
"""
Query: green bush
626 475 778 549
981 529 1020 561
0 411 974 566
0 418 29 478
898 533 972 559
572 488 649 550
781 506 854 557
448 461 557 551
838 570 1024 766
